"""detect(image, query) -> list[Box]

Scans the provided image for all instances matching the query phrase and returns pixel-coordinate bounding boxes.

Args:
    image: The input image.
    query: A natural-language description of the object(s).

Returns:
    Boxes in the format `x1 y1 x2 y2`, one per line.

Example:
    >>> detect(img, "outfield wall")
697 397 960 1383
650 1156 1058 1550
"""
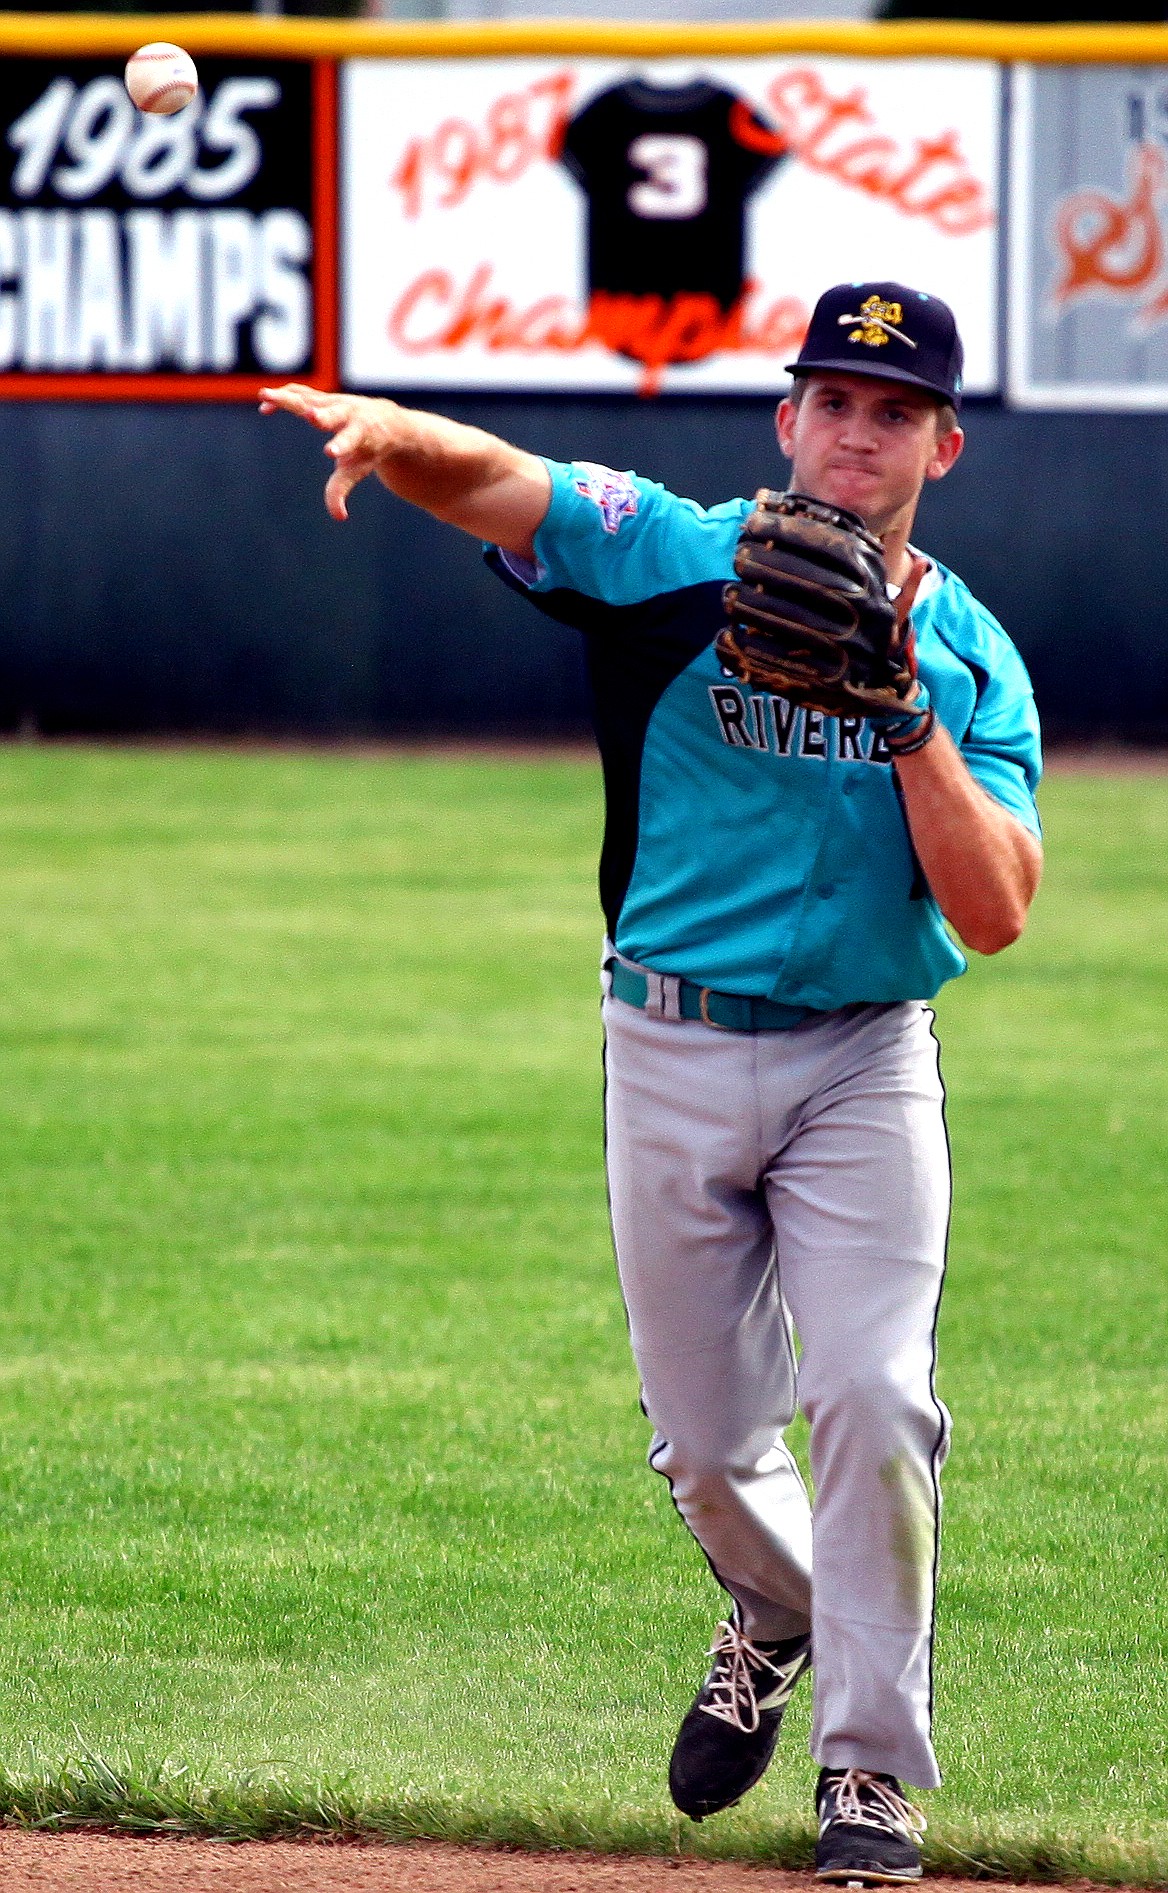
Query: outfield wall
1 19 1167 740
3 394 1165 743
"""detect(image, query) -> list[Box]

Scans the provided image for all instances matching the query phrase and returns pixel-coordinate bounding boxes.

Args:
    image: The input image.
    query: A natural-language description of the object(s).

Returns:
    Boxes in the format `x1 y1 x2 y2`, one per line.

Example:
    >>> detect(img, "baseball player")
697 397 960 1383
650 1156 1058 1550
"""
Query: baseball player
260 278 1042 1884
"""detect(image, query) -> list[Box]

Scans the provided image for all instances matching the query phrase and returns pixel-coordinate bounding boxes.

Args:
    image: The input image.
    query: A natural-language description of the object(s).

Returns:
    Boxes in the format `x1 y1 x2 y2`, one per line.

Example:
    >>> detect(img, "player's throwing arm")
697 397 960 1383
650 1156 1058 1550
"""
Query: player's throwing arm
259 385 550 553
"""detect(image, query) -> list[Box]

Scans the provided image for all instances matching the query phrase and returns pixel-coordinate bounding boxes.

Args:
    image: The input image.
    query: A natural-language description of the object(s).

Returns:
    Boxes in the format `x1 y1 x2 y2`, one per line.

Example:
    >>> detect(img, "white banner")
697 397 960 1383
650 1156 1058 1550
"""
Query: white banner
341 54 1000 396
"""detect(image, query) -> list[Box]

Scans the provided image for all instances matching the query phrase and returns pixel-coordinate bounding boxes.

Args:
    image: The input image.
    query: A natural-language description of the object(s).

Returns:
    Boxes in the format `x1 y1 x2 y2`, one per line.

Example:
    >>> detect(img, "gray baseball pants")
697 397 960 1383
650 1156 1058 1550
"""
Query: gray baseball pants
602 980 952 1790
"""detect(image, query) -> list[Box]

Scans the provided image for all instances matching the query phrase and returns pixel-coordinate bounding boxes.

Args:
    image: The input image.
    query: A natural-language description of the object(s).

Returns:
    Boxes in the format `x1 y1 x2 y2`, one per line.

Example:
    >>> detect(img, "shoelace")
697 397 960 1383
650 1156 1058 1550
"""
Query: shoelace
821 1769 927 1841
697 1619 806 1734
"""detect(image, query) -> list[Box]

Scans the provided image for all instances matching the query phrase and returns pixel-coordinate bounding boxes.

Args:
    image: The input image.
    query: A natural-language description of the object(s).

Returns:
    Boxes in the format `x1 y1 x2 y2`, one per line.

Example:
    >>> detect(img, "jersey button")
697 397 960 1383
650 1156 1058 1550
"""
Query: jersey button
817 883 836 899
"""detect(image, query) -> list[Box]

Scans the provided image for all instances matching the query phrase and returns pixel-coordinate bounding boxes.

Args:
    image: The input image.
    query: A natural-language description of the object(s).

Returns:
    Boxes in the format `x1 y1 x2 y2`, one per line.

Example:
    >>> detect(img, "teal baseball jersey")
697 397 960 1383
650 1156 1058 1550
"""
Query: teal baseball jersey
488 459 1042 1010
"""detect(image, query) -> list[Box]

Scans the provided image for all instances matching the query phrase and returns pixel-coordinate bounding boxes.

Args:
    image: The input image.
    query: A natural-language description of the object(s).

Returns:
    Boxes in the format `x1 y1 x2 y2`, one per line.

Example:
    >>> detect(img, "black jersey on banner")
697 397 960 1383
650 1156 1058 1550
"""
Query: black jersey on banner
561 79 785 312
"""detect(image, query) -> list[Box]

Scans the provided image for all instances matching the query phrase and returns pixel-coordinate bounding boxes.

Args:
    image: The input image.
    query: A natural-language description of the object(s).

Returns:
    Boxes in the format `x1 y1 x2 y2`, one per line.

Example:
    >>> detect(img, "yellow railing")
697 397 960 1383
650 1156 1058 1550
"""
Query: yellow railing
0 14 1165 62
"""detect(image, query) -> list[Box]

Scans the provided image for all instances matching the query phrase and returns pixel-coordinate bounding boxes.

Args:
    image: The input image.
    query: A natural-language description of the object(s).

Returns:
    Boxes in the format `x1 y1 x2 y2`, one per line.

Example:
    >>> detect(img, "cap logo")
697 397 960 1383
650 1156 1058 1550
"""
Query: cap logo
837 295 918 351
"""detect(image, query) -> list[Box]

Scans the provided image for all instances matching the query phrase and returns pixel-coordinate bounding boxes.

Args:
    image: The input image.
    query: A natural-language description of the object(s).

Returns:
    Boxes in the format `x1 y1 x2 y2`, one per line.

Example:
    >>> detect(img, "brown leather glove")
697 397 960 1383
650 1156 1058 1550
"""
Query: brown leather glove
717 489 928 728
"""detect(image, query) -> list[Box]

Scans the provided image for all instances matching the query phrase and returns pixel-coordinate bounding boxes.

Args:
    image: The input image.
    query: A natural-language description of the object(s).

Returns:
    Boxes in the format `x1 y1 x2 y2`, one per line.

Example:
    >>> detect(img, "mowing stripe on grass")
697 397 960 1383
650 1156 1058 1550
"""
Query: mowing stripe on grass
0 749 1162 1878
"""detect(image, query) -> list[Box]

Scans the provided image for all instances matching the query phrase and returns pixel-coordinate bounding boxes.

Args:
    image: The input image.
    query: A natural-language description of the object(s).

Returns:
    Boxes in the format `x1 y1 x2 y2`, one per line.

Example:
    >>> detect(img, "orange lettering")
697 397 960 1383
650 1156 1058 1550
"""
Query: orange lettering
718 279 805 356
389 70 577 220
767 68 835 139
1052 142 1165 307
586 292 725 393
829 136 901 197
651 294 726 362
528 69 576 162
763 65 994 238
741 292 808 356
386 266 811 392
795 86 873 166
391 136 426 222
388 269 458 352
888 131 962 211
918 178 996 237
437 262 507 347
495 295 588 352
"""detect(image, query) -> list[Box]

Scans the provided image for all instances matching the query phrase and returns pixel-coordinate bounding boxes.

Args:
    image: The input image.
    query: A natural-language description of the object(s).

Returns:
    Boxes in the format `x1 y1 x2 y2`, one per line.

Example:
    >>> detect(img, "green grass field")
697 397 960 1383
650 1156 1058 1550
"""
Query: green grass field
0 746 1163 1879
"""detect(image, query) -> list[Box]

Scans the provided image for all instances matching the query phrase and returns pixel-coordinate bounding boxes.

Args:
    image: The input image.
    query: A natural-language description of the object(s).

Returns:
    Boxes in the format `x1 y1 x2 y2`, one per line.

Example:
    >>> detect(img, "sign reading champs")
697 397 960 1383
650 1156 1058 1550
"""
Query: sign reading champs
0 58 334 396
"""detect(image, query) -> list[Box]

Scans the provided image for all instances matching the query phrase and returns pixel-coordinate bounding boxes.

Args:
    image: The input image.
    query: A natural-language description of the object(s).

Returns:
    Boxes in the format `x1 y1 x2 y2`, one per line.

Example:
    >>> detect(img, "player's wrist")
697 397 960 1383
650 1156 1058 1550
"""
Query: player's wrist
881 682 936 757
885 707 937 758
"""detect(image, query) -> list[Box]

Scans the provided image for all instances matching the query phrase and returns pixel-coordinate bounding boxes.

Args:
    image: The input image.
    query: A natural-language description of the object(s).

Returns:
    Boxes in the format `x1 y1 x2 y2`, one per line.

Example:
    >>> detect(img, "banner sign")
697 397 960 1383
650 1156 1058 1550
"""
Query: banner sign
1008 63 1168 409
0 57 336 398
341 56 1000 396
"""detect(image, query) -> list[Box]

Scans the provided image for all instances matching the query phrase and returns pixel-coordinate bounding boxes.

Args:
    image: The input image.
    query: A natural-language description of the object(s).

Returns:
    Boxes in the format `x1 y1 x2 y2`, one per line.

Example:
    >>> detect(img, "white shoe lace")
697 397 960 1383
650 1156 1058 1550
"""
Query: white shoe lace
697 1619 808 1734
820 1769 927 1842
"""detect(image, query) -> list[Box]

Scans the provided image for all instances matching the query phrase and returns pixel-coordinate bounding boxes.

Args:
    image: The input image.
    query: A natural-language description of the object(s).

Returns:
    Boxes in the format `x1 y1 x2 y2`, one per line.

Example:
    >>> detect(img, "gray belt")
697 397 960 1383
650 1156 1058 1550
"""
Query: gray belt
608 959 822 1033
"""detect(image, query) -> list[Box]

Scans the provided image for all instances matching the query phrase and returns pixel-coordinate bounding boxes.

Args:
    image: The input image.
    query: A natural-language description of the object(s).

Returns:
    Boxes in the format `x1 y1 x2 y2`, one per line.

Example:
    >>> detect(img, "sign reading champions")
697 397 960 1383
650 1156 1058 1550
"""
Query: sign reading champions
0 58 324 392
342 55 1001 397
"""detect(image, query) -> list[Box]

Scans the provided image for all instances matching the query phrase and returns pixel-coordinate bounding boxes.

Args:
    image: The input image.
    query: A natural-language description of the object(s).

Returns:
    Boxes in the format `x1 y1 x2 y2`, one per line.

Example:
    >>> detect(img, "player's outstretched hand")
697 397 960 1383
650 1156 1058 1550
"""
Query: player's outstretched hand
258 385 406 522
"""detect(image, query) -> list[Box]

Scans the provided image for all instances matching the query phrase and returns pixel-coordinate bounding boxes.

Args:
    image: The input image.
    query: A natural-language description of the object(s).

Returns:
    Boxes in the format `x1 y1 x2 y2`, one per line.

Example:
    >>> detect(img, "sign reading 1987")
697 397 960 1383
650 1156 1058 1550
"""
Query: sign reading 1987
0 58 337 397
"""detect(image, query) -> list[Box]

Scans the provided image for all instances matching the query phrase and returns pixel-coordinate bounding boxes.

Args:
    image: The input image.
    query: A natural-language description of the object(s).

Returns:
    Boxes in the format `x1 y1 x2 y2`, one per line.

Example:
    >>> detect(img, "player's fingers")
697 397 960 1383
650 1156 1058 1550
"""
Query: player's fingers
257 383 322 415
324 418 375 460
259 385 348 428
324 453 375 522
262 382 333 403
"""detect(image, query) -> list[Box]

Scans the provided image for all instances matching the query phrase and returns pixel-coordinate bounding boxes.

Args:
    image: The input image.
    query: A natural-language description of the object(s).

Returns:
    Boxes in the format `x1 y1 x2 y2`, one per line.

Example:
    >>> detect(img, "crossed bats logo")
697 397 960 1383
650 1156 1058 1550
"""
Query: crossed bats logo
839 295 919 351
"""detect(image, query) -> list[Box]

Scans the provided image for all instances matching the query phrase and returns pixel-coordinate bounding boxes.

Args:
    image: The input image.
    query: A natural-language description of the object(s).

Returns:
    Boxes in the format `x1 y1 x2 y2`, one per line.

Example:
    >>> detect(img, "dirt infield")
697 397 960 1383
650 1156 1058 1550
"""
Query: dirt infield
0 1834 1127 1893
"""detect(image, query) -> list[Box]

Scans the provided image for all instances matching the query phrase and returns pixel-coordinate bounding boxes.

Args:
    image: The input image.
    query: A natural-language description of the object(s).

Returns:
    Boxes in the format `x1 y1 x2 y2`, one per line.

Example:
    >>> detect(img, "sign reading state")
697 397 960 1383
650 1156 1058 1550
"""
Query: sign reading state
0 58 332 396
342 55 1000 396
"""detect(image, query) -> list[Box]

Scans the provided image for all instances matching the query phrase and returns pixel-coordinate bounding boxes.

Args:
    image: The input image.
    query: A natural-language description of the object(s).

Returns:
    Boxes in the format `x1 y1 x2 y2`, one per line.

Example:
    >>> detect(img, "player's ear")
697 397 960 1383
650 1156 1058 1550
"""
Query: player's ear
926 425 964 484
776 398 797 459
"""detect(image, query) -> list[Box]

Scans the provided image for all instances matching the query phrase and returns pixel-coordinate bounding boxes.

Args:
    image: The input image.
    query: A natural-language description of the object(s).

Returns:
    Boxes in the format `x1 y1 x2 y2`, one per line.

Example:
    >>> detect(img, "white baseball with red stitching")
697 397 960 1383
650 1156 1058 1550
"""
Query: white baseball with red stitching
124 43 198 117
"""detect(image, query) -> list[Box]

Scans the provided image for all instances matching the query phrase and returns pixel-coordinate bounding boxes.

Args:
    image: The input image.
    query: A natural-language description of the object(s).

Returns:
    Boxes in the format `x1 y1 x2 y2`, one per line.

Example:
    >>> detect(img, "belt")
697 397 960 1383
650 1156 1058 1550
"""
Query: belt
608 959 821 1033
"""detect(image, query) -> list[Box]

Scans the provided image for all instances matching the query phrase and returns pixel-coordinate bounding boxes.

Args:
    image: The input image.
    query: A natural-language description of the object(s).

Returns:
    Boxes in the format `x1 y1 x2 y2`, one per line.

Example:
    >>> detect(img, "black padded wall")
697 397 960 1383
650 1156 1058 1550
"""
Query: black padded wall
0 396 1162 740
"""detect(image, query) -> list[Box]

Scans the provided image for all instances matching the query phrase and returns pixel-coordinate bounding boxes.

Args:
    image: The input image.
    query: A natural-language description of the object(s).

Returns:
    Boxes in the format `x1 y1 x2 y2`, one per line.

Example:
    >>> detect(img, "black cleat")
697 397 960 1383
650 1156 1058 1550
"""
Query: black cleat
815 1767 926 1883
668 1618 811 1821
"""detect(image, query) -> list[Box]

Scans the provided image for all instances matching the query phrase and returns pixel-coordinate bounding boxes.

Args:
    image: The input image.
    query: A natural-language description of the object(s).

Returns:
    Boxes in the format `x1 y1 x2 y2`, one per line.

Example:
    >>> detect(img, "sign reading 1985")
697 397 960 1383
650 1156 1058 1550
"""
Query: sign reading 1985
0 58 337 398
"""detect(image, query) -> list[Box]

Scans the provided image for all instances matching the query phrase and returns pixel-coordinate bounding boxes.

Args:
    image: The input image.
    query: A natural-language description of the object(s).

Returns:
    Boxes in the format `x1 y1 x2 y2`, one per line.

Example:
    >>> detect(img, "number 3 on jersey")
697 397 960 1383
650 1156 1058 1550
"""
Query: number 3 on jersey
626 134 708 218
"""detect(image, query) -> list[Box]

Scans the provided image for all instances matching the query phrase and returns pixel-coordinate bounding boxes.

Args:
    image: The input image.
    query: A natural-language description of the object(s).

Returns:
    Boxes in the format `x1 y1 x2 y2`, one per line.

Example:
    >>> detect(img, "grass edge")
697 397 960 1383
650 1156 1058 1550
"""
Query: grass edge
0 1758 1163 1885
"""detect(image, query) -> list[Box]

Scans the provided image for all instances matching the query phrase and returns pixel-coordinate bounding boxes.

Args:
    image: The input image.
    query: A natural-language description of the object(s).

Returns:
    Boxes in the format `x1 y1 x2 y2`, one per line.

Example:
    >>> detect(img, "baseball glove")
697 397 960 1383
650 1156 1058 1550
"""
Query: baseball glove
716 490 931 735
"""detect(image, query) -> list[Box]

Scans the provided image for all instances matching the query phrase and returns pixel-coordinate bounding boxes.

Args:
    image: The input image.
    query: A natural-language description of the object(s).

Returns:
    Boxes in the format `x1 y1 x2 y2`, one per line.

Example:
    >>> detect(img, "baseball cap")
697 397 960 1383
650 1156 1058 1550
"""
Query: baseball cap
785 281 964 408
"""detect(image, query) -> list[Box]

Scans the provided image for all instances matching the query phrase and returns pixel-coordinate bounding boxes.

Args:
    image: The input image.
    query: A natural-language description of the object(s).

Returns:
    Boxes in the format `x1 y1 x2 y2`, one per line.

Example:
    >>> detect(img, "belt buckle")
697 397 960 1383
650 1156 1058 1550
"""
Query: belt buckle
698 987 733 1031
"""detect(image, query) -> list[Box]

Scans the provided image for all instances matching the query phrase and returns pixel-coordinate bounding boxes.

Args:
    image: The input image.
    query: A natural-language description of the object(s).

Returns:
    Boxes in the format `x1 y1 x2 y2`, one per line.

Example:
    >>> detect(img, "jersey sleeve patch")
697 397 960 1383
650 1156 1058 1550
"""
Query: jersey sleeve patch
572 463 641 533
525 460 747 606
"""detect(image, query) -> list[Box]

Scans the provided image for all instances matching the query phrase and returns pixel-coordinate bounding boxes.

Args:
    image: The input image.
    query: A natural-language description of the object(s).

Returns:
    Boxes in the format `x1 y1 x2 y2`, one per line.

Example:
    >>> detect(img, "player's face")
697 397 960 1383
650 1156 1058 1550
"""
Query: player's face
775 375 963 535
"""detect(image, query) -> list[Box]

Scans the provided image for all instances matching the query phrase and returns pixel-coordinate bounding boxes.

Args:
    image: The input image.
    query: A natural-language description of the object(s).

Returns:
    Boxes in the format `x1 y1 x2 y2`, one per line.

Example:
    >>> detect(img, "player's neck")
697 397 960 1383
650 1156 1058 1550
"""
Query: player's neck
876 508 921 588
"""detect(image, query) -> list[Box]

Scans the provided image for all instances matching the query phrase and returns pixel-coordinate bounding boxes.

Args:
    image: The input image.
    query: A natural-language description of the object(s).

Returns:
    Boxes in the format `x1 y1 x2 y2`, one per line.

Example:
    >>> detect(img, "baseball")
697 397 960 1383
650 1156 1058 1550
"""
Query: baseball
124 43 198 116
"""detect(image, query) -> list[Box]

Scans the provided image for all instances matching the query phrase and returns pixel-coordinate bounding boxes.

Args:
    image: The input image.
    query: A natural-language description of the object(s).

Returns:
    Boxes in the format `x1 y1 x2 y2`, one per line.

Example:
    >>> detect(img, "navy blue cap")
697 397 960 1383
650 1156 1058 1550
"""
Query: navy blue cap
786 281 964 408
